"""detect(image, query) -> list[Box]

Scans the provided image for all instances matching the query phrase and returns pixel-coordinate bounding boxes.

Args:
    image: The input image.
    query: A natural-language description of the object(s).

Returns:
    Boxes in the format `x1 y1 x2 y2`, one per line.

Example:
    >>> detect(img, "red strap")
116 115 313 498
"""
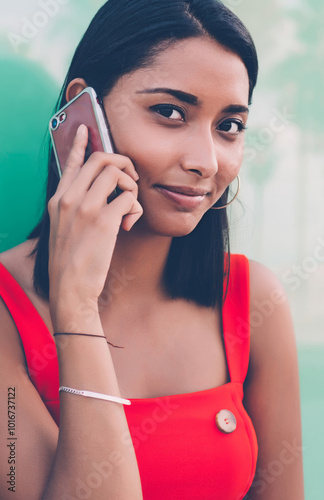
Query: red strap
0 255 250 399
0 263 59 402
222 254 250 384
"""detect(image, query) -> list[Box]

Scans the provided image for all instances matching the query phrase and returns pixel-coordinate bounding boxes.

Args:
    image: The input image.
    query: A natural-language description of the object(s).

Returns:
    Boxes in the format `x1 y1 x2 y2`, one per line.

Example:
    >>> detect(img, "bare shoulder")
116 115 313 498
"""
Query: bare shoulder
0 238 54 344
0 243 58 499
0 239 37 290
249 258 287 306
244 259 304 499
0 239 39 360
0 238 53 335
247 259 296 371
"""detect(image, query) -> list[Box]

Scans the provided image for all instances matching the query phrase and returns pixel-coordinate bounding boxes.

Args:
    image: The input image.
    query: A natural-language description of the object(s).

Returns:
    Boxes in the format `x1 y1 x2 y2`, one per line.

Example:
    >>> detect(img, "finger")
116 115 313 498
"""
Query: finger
96 153 139 182
81 167 139 210
102 191 143 231
121 208 143 232
81 151 139 183
55 124 88 197
65 152 139 199
65 124 88 169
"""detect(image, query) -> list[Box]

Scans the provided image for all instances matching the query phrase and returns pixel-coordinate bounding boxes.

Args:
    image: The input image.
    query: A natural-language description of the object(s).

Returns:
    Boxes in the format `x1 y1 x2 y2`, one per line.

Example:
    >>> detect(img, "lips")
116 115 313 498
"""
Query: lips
154 184 209 209
155 185 210 196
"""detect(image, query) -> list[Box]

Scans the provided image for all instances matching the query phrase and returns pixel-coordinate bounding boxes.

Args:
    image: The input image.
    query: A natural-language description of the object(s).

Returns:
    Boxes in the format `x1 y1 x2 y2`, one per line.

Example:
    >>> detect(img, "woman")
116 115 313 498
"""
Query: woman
0 0 304 498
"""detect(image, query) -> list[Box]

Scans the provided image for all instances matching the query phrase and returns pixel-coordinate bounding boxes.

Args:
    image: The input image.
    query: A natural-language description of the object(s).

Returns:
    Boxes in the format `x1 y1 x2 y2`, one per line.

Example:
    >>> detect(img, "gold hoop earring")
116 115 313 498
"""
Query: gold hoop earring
210 175 240 210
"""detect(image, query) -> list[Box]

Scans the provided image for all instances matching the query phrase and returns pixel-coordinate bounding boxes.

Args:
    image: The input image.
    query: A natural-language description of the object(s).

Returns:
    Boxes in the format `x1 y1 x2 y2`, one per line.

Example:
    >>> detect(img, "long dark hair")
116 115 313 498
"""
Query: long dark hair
27 0 258 308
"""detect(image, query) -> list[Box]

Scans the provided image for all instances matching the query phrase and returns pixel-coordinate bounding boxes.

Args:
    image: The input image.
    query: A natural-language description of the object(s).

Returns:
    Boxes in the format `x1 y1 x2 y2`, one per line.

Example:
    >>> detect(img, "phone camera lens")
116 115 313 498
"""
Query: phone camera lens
51 118 59 130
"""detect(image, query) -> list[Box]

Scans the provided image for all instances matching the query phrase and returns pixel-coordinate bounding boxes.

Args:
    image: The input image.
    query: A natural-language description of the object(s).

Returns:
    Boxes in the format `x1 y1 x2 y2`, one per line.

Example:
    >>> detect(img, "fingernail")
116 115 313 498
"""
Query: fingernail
134 172 140 181
77 124 86 135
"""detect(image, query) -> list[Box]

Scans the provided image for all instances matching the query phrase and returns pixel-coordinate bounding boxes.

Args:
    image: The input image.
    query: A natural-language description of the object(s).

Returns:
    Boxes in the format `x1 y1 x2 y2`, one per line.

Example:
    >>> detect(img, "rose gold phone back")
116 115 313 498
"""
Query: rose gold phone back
51 92 105 174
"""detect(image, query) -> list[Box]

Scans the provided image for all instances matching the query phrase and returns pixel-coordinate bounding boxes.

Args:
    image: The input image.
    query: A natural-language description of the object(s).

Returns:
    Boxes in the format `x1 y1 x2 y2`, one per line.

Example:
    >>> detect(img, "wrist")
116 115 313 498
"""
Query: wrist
50 298 102 334
53 318 103 335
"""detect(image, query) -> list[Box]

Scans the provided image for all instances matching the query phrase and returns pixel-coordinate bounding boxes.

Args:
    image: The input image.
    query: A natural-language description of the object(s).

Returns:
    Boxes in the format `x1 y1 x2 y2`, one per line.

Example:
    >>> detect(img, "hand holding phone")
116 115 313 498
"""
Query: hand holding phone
49 87 114 178
48 121 142 323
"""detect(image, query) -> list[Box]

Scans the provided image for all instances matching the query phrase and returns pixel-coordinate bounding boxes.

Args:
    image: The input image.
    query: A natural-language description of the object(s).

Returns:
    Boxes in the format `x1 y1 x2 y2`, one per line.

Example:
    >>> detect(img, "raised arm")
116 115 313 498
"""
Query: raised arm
0 124 144 500
45 124 143 499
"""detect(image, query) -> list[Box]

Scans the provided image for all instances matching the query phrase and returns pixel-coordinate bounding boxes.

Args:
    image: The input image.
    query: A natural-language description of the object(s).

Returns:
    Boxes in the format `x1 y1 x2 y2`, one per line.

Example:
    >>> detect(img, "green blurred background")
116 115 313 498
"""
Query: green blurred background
0 1 323 497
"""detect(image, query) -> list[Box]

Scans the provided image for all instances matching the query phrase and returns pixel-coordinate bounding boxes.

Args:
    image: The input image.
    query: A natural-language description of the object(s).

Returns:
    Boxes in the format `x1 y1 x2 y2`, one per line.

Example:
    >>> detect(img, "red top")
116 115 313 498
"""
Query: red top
0 254 258 499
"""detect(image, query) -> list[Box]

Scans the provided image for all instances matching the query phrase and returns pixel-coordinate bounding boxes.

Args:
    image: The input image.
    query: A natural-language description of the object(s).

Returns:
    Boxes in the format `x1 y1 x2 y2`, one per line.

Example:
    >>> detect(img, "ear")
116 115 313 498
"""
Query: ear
65 78 88 103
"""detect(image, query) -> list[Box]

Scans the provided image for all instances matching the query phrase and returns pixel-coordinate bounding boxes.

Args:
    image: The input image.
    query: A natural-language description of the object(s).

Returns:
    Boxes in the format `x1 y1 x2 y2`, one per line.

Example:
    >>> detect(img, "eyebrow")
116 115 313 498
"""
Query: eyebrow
135 88 249 114
136 88 199 105
222 104 249 115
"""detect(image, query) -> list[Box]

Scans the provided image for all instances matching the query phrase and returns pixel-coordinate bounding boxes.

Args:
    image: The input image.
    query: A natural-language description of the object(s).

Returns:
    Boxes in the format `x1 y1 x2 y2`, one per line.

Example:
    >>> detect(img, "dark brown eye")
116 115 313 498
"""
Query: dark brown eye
218 119 246 135
150 104 185 121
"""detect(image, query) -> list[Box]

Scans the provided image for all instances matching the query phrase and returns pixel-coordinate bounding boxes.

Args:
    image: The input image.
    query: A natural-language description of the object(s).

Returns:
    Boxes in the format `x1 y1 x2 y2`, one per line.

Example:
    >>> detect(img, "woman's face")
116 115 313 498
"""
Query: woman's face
103 37 250 237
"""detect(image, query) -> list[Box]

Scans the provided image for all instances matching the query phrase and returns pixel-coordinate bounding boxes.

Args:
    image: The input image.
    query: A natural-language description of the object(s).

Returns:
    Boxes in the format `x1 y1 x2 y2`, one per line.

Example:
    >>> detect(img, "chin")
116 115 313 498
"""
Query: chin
136 210 203 238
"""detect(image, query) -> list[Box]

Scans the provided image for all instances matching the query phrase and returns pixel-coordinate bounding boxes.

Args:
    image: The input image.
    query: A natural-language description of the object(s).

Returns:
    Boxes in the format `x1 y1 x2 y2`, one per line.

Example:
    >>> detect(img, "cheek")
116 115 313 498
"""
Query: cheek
111 119 176 178
217 140 244 184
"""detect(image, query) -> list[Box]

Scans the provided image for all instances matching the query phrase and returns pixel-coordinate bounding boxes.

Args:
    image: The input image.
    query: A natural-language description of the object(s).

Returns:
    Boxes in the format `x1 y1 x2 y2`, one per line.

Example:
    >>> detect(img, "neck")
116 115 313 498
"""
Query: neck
98 227 172 312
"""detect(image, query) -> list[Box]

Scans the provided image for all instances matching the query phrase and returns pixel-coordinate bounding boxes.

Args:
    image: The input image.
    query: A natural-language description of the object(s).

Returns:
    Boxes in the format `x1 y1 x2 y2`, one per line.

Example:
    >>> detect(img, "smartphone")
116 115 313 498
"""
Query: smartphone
49 87 114 178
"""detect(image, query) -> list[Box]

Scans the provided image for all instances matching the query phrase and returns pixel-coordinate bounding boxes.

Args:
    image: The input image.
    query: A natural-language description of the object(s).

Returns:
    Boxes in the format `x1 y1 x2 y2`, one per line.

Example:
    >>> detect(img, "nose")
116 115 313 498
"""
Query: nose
180 128 218 178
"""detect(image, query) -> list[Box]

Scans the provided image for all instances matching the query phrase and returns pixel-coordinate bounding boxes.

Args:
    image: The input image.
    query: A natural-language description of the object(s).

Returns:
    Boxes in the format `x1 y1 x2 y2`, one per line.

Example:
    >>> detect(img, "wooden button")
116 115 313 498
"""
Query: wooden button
215 409 237 433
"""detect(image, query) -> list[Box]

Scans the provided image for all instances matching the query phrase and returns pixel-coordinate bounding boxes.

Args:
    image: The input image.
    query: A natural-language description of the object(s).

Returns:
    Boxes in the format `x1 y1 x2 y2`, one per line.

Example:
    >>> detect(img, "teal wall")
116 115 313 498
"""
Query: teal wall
0 56 57 248
1 1 323 498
